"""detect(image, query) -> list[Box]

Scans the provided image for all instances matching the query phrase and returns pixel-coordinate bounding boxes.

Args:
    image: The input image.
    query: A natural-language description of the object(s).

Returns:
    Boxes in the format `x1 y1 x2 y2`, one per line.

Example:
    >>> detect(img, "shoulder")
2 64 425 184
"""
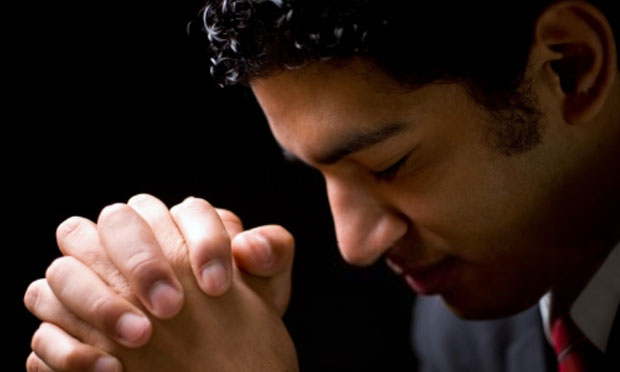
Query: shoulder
412 296 554 372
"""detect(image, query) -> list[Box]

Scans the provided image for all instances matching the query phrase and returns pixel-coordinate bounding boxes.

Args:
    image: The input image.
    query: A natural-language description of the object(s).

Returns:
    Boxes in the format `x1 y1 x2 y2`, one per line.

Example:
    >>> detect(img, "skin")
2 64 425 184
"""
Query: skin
24 0 620 371
25 195 298 372
251 1 620 318
252 63 619 317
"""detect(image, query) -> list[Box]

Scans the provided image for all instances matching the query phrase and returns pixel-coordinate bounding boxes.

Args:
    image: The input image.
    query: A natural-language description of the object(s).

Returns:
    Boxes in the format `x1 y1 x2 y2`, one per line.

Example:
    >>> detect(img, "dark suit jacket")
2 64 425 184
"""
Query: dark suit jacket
411 296 620 372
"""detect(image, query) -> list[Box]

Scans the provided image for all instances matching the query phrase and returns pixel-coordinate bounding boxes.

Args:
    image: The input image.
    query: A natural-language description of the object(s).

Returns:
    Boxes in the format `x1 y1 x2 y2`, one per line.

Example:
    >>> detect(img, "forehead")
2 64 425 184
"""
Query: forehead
250 59 421 161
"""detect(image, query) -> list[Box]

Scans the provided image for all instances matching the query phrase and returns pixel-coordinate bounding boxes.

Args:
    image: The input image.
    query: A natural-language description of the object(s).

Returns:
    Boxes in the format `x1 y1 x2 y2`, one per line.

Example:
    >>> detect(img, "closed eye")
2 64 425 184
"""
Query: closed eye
373 153 411 183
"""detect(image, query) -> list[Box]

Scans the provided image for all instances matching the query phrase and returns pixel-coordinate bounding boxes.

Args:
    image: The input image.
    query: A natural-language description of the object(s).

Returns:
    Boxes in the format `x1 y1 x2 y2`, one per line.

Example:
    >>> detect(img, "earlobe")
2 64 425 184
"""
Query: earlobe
533 1 617 125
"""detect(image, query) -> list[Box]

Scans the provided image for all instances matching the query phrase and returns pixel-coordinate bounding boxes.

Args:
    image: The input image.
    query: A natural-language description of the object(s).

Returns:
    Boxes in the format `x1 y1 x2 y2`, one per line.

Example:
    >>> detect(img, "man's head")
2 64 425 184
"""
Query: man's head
198 0 620 318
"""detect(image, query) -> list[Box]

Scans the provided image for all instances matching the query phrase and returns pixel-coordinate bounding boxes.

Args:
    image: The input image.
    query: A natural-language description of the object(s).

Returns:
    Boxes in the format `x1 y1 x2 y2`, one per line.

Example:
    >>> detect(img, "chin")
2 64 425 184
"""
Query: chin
440 288 543 320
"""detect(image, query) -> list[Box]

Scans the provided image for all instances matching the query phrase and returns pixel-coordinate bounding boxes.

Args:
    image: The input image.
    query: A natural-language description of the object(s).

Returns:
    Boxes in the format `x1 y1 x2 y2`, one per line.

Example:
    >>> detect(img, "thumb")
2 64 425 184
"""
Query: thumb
231 225 295 315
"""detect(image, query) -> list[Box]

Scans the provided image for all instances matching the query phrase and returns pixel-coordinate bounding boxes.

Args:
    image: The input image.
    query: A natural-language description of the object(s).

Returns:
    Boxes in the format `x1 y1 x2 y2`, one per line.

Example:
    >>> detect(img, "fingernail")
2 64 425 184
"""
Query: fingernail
148 281 183 318
116 313 149 344
200 260 229 295
94 355 122 372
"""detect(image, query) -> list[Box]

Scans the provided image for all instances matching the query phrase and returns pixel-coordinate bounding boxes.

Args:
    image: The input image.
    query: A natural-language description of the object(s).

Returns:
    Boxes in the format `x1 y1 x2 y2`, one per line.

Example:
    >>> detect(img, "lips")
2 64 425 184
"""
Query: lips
386 256 459 295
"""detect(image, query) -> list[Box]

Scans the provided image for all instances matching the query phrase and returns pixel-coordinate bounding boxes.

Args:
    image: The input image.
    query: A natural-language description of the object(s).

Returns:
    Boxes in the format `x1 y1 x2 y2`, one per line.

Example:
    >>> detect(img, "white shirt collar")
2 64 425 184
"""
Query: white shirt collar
540 240 620 352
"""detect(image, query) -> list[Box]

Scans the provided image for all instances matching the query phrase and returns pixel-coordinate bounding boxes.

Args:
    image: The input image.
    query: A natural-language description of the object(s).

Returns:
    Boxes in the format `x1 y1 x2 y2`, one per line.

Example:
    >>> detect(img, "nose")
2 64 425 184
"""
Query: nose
325 172 408 266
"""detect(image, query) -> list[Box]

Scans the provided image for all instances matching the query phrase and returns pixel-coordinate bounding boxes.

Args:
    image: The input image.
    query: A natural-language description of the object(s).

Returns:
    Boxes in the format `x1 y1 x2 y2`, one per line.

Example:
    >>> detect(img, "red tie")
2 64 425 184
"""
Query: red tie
551 315 605 372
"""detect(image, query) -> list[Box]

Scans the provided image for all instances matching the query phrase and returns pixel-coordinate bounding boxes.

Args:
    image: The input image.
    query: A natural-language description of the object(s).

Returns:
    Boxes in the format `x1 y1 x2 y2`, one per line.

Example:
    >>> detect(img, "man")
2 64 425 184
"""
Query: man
24 0 619 371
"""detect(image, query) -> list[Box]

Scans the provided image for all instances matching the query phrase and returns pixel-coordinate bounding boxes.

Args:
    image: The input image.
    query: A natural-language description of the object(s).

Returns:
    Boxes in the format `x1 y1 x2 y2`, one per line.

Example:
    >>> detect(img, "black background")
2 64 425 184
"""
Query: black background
12 1 417 370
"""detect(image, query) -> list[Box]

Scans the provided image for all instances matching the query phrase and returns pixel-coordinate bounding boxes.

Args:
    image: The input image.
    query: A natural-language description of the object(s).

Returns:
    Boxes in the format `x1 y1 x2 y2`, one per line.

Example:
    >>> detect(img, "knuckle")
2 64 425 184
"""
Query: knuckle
88 293 119 323
55 218 101 260
31 325 45 351
125 251 165 281
45 256 77 286
169 202 183 214
26 352 40 372
61 344 92 371
24 279 46 312
192 233 231 259
127 193 159 206
216 208 243 226
183 197 214 212
56 216 88 242
97 203 130 225
128 193 169 212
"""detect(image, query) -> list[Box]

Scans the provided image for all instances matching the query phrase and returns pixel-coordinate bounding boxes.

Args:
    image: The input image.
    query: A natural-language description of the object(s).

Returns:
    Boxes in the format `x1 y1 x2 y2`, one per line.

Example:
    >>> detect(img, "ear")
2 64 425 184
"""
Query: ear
530 0 617 124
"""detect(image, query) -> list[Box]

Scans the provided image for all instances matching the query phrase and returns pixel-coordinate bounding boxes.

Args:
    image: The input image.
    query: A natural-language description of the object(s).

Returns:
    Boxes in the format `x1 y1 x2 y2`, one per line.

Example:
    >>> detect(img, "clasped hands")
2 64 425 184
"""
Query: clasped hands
24 194 299 372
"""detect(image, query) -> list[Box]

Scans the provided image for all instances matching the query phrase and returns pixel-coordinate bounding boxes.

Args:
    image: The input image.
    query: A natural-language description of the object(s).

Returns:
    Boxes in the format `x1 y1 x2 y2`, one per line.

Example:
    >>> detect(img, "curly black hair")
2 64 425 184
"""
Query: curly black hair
190 0 618 154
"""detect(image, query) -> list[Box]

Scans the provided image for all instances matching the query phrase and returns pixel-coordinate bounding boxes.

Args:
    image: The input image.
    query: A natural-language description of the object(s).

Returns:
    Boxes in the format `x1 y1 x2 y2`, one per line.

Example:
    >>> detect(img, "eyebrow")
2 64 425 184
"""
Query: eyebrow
313 122 409 165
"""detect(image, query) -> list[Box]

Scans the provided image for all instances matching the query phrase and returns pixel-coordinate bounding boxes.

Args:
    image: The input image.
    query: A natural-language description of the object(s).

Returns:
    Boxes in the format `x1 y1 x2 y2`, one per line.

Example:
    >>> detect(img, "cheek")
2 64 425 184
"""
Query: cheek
393 139 555 261
396 159 560 316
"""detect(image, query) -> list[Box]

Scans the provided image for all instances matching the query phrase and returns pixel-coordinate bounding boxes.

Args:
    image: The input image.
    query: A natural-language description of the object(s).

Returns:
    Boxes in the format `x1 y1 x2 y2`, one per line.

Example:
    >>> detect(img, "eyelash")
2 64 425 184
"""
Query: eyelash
374 153 410 182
